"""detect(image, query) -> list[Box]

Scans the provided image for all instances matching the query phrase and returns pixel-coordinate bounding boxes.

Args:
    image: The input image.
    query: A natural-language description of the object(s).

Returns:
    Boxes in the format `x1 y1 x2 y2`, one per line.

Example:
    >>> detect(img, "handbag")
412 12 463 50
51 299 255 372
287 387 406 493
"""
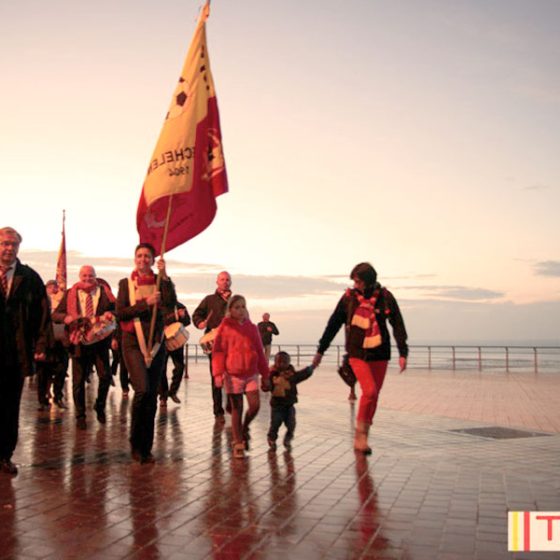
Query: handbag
337 354 356 387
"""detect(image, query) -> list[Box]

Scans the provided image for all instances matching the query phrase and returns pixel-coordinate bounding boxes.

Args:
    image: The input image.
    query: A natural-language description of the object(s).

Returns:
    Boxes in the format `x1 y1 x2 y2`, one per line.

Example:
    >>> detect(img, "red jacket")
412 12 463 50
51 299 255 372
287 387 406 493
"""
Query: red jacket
212 317 269 380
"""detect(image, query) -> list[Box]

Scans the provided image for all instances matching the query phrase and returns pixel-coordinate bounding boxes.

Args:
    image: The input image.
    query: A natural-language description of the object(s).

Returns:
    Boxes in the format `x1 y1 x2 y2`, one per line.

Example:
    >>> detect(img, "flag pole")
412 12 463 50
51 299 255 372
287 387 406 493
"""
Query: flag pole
147 195 174 355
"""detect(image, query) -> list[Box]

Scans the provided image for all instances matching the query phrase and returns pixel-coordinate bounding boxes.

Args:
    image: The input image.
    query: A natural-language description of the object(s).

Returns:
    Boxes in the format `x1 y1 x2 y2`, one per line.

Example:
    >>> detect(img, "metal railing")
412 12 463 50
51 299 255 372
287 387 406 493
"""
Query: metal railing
185 343 560 373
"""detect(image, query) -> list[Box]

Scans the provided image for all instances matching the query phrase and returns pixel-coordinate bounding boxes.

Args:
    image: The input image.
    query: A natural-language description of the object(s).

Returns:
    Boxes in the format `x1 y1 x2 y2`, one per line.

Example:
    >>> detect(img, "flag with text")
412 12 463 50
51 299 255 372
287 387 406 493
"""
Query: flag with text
137 1 228 255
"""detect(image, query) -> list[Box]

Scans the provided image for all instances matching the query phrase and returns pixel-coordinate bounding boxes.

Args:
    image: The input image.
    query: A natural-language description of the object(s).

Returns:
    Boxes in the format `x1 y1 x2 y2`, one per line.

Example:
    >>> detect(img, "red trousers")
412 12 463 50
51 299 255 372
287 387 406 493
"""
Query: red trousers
349 358 389 425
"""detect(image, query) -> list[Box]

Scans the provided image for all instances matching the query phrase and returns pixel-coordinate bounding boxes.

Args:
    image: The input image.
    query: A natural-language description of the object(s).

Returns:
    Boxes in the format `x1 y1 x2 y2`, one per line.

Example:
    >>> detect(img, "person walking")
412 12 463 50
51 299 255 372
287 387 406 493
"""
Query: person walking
116 243 177 464
312 262 408 454
211 295 270 458
257 313 279 362
0 227 52 475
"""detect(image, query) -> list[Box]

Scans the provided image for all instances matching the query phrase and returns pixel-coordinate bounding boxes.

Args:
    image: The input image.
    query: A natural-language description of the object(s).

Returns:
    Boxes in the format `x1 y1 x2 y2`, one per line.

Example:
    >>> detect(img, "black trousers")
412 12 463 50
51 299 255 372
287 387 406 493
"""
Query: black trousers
71 343 111 419
123 333 165 456
159 347 184 398
111 347 129 392
0 369 24 460
208 354 224 416
36 345 68 404
268 405 296 441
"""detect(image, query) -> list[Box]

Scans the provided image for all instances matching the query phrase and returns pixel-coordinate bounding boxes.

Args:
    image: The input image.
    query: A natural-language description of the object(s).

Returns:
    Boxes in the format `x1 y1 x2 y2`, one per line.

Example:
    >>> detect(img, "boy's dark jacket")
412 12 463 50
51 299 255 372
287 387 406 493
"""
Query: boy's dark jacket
270 365 313 407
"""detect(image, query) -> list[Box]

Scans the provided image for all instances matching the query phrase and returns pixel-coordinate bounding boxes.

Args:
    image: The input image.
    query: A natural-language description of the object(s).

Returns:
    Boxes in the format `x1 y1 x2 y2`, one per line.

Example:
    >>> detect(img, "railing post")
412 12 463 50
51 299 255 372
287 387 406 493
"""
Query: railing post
505 346 509 372
452 346 456 370
428 346 432 370
534 347 538 373
478 346 482 371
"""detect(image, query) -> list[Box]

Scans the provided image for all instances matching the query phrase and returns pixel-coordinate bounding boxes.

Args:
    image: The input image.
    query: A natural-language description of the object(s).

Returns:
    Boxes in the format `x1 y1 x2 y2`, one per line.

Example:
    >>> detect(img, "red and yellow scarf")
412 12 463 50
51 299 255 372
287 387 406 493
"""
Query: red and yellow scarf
351 290 382 349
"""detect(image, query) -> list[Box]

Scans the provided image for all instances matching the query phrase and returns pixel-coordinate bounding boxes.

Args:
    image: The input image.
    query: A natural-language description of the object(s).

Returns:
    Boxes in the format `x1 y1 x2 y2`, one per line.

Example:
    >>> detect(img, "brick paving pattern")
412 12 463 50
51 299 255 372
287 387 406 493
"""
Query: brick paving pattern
1 363 559 559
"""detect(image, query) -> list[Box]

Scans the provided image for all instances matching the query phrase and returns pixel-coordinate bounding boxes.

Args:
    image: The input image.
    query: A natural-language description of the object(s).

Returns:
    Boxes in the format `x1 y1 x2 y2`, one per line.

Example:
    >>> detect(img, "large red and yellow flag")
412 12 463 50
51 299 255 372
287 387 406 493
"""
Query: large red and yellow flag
137 1 228 255
55 210 67 291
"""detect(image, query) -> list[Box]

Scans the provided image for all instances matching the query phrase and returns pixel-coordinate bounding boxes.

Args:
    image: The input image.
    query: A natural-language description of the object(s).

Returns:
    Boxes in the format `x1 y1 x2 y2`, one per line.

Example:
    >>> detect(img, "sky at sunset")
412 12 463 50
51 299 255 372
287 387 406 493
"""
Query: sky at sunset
2 0 559 346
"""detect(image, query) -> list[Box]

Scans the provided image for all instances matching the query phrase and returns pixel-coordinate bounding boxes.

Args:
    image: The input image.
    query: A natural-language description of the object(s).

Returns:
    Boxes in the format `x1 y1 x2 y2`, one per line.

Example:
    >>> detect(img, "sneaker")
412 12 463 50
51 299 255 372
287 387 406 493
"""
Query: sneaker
169 393 181 404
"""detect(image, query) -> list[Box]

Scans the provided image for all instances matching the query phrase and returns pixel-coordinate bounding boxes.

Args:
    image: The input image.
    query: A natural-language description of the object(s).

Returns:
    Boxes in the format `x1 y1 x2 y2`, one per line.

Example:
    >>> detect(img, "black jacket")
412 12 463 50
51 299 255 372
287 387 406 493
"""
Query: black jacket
192 292 228 332
257 320 279 345
317 286 408 361
269 365 313 408
0 259 52 375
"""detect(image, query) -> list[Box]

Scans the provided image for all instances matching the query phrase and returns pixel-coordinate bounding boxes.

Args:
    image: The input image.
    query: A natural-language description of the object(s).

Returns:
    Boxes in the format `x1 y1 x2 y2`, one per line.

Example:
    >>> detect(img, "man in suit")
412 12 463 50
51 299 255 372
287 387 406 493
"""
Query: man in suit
193 271 232 419
0 227 51 475
53 265 115 430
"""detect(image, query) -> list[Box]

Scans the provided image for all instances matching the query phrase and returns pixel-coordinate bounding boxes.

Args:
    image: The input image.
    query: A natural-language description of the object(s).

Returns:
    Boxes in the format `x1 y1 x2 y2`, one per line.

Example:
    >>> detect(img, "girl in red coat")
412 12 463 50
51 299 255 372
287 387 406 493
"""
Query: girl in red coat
212 295 270 458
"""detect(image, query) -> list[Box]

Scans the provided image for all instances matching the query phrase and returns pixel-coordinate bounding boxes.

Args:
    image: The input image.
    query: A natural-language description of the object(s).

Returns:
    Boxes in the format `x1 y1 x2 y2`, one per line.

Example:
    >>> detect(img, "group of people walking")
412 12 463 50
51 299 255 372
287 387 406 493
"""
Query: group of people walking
0 224 408 474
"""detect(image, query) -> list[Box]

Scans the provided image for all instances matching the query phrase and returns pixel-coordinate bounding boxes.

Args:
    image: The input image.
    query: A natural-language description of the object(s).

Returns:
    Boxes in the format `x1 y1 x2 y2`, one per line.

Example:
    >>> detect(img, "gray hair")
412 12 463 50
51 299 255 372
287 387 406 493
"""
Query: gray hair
0 227 22 242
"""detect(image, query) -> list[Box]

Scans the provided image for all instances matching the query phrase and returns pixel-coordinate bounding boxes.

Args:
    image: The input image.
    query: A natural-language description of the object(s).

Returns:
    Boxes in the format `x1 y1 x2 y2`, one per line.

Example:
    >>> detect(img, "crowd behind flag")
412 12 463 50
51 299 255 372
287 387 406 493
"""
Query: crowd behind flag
137 0 228 255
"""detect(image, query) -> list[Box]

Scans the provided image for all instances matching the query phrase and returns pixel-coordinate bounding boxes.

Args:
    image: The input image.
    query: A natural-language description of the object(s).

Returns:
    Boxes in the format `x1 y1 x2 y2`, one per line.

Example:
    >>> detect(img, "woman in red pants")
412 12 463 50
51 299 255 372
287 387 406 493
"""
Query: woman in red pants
312 262 408 454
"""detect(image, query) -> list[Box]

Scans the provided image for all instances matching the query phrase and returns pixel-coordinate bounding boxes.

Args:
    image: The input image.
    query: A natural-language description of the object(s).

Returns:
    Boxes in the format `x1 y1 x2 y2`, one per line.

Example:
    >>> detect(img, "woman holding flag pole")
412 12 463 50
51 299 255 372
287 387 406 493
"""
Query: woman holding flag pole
116 237 177 464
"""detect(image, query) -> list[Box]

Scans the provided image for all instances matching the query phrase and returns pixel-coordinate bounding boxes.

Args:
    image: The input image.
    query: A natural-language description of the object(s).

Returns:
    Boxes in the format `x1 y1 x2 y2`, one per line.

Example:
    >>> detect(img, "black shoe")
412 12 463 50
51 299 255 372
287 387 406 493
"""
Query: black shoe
131 449 142 463
54 399 67 409
283 436 293 451
94 403 106 424
169 393 181 404
214 413 225 424
0 459 18 476
76 418 87 430
37 403 49 412
159 398 167 408
268 438 277 452
122 390 129 399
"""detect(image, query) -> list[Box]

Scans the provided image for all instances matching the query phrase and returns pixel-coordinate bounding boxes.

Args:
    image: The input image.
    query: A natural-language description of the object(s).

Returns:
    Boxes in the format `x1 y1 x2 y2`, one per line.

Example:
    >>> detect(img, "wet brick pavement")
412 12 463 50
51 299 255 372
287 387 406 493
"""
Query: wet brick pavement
1 363 559 559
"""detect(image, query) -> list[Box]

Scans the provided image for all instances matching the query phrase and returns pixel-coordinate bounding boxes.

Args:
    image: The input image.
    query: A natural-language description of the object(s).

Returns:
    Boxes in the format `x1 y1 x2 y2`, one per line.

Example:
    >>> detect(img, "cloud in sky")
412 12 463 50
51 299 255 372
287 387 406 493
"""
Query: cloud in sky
23 249 508 304
534 260 560 277
399 285 504 301
523 183 551 192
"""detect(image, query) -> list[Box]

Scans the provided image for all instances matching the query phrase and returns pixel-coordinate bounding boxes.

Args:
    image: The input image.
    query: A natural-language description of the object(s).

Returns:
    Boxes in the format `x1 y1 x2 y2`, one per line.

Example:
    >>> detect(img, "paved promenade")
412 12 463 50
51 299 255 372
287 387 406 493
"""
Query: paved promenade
1 363 559 559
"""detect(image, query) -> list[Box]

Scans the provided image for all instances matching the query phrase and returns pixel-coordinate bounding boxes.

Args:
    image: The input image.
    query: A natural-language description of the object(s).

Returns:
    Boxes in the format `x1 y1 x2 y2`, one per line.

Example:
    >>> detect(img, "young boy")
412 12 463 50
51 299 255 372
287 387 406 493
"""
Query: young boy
267 351 314 451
